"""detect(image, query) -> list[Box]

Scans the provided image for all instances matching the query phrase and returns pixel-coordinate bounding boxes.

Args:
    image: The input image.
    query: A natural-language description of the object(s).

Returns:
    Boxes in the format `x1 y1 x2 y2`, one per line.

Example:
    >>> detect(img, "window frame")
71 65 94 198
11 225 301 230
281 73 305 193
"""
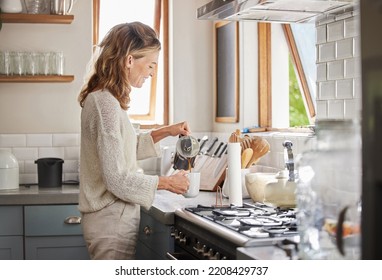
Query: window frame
257 23 316 131
92 0 169 128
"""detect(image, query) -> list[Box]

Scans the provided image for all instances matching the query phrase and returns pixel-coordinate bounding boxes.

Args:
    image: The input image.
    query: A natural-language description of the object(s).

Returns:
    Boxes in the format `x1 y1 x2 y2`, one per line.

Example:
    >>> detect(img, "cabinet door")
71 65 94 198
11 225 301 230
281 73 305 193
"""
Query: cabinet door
25 236 89 260
0 206 24 260
136 211 173 260
24 204 89 260
0 206 23 235
0 236 23 260
24 205 83 236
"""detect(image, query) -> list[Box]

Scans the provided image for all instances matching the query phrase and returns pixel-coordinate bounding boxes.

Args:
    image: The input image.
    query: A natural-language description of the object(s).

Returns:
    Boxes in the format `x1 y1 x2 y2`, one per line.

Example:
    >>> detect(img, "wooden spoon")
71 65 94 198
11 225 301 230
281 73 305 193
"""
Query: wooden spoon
246 137 270 168
241 148 253 169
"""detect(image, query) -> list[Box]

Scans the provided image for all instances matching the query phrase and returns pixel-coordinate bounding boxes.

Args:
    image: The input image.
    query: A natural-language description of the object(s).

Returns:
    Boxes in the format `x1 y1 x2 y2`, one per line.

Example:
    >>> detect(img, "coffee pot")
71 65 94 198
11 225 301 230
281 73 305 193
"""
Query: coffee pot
173 135 200 171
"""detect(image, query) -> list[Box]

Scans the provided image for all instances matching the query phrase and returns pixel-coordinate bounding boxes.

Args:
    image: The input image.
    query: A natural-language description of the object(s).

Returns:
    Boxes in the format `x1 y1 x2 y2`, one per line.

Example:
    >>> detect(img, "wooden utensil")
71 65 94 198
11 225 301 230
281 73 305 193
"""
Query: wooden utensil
241 148 253 169
246 137 270 168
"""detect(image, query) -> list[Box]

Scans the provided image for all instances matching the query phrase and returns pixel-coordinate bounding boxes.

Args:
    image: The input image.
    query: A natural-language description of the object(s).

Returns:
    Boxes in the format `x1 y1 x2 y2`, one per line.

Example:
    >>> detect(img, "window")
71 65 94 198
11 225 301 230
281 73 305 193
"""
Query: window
93 0 169 127
258 22 316 129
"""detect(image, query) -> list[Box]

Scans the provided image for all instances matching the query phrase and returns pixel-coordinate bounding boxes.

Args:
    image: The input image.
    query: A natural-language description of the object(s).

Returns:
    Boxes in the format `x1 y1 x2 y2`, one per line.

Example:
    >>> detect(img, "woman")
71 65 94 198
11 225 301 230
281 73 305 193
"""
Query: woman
78 22 190 260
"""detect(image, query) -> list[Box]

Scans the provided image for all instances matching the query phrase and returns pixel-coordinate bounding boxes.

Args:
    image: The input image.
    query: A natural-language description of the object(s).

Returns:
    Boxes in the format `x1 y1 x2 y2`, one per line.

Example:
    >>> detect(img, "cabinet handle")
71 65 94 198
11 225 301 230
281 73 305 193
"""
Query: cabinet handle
64 216 81 224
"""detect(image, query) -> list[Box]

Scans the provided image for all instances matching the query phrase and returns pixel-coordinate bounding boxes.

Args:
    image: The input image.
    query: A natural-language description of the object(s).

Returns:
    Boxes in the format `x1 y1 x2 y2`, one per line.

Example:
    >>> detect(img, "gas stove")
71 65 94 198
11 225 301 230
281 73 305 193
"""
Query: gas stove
171 202 299 260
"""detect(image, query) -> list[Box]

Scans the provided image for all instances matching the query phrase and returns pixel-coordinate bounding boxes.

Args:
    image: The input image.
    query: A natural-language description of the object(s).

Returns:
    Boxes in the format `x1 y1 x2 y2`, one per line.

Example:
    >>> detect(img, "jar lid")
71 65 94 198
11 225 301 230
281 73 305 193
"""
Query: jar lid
0 150 19 169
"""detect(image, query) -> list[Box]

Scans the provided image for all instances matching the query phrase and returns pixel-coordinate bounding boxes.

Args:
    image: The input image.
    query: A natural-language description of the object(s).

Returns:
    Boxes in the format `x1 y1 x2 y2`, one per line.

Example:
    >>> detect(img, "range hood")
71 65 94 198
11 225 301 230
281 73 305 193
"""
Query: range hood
197 0 357 23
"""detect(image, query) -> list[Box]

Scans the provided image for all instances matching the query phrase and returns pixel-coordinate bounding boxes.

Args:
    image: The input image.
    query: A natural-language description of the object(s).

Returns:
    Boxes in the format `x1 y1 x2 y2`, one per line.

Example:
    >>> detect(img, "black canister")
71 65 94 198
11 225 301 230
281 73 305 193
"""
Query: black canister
35 158 64 188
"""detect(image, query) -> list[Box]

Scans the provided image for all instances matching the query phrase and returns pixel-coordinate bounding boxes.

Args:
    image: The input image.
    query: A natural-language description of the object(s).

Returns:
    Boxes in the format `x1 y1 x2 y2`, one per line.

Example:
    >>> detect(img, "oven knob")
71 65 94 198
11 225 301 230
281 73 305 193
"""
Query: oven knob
171 229 179 238
202 246 210 257
207 248 215 259
179 233 187 245
143 226 152 236
210 251 220 260
193 241 203 254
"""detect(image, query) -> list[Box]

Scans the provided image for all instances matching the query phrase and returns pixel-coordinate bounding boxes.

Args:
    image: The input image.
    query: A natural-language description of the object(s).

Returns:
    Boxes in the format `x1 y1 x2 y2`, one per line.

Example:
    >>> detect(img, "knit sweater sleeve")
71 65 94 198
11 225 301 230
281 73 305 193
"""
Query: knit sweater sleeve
94 94 157 210
136 131 161 160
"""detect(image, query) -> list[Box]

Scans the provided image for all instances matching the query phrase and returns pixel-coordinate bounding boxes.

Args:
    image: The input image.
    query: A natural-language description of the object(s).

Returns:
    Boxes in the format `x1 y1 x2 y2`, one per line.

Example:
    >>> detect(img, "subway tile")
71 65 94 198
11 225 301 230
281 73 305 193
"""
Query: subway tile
19 174 38 185
327 60 344 80
318 42 336 63
327 20 344 42
24 160 38 173
316 63 327 82
319 81 336 99
63 159 79 173
53 134 80 147
65 146 80 160
26 134 52 147
344 57 358 78
354 77 362 99
17 161 25 173
64 173 79 182
344 17 359 38
0 134 26 147
38 147 65 159
336 79 354 99
336 38 354 59
345 98 361 119
11 147 38 161
354 36 361 57
316 100 328 119
316 25 327 44
327 100 345 119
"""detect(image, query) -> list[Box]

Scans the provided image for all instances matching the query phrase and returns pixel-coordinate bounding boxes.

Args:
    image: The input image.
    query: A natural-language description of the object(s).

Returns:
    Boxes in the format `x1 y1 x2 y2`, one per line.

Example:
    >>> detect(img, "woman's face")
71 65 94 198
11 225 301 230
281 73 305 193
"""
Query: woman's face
126 51 159 88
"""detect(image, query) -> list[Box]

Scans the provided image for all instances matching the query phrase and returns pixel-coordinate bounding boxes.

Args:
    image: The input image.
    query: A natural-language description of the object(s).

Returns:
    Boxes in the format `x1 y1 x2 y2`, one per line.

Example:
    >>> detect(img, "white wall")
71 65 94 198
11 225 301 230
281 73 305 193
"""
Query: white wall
0 0 92 133
170 0 213 132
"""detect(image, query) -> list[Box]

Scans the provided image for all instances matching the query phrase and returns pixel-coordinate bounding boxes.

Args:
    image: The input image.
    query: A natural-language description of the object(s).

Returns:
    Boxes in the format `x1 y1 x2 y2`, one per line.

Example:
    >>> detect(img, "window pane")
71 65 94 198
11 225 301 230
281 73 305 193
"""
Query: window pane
290 23 317 104
98 0 163 123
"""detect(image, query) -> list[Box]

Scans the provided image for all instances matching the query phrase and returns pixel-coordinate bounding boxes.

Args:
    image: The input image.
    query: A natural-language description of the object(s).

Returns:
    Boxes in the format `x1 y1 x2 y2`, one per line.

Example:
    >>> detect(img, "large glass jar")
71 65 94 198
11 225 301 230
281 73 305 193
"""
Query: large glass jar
295 120 362 259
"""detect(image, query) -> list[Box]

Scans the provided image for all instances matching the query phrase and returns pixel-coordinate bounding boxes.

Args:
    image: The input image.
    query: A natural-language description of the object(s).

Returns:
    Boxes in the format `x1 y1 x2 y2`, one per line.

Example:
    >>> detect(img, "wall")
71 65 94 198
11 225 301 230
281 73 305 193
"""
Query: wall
315 10 361 120
0 0 92 133
0 4 362 181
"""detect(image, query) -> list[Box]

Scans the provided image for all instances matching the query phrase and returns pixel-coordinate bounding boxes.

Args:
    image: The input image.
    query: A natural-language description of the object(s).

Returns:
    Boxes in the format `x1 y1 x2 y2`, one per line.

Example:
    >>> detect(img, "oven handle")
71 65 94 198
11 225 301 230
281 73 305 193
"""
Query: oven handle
166 252 178 260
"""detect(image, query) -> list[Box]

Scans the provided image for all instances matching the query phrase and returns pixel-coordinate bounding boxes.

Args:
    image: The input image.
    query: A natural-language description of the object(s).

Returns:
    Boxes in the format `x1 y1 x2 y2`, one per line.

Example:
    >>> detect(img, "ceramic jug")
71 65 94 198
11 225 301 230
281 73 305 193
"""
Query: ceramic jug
0 0 23 13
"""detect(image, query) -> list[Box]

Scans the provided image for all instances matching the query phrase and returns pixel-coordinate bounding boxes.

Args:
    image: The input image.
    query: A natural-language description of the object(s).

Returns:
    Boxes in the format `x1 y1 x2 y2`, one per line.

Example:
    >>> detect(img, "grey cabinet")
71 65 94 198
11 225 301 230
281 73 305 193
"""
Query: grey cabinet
24 205 89 260
0 206 24 260
136 211 173 260
0 204 89 260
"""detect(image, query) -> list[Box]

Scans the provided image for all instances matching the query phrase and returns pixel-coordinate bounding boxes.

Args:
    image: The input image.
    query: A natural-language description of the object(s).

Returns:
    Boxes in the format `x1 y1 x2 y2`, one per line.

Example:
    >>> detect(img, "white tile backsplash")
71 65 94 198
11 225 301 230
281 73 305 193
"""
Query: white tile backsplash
0 134 26 147
26 134 52 147
316 12 360 120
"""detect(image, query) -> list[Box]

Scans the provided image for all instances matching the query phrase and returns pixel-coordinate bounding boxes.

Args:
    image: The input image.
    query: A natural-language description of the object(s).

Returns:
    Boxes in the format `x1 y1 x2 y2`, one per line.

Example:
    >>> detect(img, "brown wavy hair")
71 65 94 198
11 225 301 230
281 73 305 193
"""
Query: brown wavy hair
78 22 161 110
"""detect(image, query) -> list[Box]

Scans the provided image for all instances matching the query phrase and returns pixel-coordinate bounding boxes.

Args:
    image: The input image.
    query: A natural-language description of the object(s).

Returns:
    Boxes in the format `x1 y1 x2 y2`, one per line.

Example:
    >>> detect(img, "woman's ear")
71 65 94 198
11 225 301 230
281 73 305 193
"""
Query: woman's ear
126 55 133 68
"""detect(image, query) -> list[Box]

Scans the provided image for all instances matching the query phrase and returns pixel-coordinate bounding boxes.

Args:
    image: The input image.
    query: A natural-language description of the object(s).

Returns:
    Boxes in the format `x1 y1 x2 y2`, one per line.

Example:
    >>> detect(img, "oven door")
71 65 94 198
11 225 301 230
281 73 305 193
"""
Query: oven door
166 244 199 260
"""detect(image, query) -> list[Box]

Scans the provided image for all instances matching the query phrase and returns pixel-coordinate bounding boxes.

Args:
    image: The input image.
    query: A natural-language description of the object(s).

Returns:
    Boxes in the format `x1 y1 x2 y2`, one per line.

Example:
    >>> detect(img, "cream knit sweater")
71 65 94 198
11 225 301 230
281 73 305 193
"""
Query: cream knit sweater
78 90 160 213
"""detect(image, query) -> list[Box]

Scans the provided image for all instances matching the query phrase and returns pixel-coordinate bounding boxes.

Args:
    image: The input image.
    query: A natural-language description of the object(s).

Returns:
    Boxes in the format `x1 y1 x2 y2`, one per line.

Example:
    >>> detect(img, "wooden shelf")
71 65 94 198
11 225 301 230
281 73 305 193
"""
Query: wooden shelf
0 75 74 83
0 13 74 24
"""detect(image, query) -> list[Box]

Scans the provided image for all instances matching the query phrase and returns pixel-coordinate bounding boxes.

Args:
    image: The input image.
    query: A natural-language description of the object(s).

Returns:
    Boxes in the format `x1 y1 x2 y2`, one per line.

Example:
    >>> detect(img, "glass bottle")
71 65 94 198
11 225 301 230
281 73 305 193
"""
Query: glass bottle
295 119 362 259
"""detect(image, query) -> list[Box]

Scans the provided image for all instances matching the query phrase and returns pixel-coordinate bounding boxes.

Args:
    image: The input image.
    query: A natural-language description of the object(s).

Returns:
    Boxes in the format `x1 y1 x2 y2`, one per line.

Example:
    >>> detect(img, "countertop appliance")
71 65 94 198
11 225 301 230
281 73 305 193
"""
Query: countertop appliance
197 0 357 23
170 201 299 260
0 150 19 190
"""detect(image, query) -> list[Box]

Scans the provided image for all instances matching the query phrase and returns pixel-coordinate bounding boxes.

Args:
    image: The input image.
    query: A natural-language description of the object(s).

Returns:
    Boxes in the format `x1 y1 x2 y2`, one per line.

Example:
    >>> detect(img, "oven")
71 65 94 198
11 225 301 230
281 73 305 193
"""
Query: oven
169 202 300 260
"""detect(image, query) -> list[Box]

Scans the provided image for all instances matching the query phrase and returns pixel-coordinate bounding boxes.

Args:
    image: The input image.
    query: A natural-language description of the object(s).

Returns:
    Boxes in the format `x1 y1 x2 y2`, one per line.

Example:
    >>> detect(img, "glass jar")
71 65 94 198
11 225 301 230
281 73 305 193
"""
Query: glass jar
295 119 362 259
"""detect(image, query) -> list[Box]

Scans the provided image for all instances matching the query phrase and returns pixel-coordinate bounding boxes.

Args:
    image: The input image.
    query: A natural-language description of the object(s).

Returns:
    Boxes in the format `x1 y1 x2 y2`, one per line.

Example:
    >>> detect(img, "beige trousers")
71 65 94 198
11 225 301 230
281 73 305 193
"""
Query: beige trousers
81 200 140 260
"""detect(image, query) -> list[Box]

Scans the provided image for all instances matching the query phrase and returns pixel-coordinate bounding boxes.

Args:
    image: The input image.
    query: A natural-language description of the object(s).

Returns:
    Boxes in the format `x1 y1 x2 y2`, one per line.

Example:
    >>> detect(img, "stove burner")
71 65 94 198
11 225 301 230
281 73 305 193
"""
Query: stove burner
185 202 298 239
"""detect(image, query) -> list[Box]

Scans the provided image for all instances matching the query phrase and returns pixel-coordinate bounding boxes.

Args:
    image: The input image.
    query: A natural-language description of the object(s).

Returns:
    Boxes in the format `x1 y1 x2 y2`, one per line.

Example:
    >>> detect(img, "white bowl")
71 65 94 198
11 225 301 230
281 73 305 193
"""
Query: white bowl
245 172 278 203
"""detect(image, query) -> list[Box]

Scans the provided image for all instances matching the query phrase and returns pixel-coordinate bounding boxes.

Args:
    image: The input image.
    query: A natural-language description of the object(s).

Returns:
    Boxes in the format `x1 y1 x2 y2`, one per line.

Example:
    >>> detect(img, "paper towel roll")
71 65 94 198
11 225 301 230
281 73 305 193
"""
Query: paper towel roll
227 142 242 206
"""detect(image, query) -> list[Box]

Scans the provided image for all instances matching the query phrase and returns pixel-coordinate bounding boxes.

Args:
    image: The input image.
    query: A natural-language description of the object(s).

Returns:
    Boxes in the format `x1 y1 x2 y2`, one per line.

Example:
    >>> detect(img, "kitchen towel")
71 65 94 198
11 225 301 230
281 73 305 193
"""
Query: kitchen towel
227 142 243 206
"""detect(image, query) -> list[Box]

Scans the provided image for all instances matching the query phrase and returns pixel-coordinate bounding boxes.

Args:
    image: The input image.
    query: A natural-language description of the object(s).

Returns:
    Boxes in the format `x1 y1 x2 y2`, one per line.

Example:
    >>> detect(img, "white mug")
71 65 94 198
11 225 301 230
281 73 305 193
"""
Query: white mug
183 172 200 198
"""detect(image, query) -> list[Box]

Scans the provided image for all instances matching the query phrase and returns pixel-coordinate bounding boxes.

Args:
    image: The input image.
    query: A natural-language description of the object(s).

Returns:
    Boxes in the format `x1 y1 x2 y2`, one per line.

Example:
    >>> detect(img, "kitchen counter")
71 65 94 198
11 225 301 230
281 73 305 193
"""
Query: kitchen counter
0 185 226 224
0 185 81 205
145 190 229 225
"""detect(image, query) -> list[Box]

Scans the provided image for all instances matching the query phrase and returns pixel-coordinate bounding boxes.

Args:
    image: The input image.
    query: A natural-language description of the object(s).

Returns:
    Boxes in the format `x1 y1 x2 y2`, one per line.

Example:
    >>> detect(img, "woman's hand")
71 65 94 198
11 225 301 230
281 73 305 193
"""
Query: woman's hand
151 121 191 143
157 170 189 194
169 121 191 137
